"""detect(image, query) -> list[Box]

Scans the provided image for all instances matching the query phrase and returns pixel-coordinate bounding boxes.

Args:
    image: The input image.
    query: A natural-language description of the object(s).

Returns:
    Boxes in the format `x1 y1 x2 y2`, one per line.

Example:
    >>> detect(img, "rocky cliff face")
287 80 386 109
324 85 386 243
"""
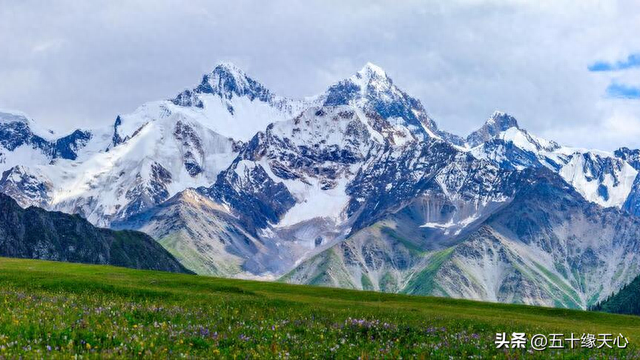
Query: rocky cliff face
283 169 640 309
112 189 265 277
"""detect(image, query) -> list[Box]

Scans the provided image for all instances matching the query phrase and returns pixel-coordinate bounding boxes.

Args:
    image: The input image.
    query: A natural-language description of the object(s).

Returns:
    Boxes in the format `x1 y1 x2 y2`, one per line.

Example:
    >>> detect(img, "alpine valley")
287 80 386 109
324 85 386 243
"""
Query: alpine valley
3 62 640 309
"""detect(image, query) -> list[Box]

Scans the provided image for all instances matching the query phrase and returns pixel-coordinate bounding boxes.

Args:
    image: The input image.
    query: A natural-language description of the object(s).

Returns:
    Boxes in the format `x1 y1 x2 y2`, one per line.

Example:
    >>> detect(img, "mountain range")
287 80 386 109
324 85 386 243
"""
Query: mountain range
2 62 640 308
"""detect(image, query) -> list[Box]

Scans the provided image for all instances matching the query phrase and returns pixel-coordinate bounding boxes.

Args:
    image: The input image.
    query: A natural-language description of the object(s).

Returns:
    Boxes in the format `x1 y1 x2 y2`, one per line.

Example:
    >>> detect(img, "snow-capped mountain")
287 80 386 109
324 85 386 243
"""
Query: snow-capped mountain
318 63 464 146
111 63 486 277
1 64 306 226
278 107 640 308
193 64 481 275
466 111 520 148
468 111 638 209
0 165 54 208
115 62 308 146
5 62 640 309
0 110 92 208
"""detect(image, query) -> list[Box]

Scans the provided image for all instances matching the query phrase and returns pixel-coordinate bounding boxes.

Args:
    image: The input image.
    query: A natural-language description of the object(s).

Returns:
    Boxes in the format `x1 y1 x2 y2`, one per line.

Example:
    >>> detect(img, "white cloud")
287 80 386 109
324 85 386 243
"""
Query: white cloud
31 38 66 54
542 100 640 150
0 0 639 150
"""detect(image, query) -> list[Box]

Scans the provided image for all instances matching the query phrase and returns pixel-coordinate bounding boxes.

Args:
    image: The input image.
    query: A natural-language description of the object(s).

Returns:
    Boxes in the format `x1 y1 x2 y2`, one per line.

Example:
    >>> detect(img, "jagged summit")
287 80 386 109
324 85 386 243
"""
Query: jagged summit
319 62 463 144
202 62 272 101
323 63 394 106
487 111 519 128
111 61 306 146
361 62 386 74
351 62 394 94
206 62 250 85
354 62 389 84
466 111 520 147
214 61 245 74
0 109 91 163
172 62 274 107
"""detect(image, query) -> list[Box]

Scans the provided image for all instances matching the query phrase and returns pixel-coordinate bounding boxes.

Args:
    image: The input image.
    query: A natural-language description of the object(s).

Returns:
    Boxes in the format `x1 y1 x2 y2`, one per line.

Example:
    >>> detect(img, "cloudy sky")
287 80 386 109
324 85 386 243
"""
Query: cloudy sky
1 0 639 150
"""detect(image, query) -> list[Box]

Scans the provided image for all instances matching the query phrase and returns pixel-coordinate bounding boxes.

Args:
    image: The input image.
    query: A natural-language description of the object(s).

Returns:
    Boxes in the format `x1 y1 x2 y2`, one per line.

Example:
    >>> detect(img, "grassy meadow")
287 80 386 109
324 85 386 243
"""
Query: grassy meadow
0 257 639 359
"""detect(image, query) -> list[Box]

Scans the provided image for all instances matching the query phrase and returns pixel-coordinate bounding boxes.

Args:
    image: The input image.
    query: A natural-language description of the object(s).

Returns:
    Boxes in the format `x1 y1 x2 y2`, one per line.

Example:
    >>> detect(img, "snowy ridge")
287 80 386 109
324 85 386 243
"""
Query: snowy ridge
115 64 310 144
0 109 57 141
468 113 637 208
320 63 464 145
45 113 238 225
0 109 93 170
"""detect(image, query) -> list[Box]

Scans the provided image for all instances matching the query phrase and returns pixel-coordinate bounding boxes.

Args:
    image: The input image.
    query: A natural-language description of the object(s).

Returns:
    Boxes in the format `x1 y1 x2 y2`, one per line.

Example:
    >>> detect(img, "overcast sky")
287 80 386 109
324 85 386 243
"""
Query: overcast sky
1 0 639 150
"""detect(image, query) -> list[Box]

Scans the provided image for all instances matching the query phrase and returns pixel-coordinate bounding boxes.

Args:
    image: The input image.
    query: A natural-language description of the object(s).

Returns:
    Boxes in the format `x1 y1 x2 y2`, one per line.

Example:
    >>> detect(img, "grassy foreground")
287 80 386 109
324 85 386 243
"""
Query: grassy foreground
0 258 639 359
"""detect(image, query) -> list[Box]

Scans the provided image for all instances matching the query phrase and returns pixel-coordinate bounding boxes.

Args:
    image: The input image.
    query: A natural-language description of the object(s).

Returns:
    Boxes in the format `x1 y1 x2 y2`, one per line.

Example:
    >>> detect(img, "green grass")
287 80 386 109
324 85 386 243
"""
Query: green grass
0 257 639 358
401 247 454 296
380 226 426 255
532 261 582 309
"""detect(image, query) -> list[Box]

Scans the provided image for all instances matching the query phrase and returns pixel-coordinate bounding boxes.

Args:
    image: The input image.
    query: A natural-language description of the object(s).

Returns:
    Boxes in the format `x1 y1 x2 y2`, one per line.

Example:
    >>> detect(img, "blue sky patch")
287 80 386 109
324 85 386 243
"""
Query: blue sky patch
606 82 640 99
589 53 640 72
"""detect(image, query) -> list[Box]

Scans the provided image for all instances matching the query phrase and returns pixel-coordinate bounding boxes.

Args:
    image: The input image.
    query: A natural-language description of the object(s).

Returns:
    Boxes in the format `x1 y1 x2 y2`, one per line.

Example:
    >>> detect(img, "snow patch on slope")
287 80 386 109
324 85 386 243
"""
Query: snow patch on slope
277 176 350 227
421 212 481 236
559 154 637 208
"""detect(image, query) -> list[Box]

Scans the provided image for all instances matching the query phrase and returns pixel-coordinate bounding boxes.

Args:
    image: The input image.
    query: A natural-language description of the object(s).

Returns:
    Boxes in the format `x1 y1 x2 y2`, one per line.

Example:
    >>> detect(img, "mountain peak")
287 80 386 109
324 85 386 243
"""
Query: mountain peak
323 63 394 106
487 111 519 129
322 63 453 142
352 62 391 89
210 62 247 78
357 62 387 78
615 147 640 170
467 111 520 147
172 63 273 107
0 109 29 123
201 62 270 100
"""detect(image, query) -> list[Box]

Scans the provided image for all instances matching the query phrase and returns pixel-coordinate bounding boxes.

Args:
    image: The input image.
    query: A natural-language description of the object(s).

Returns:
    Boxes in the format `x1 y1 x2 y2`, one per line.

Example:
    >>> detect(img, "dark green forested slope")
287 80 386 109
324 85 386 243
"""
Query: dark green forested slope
593 275 640 315
0 193 190 273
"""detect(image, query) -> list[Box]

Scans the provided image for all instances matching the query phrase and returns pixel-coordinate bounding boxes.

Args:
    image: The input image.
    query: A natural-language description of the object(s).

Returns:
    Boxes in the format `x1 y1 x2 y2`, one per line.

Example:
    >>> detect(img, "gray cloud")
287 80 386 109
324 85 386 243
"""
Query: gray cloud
1 0 640 150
